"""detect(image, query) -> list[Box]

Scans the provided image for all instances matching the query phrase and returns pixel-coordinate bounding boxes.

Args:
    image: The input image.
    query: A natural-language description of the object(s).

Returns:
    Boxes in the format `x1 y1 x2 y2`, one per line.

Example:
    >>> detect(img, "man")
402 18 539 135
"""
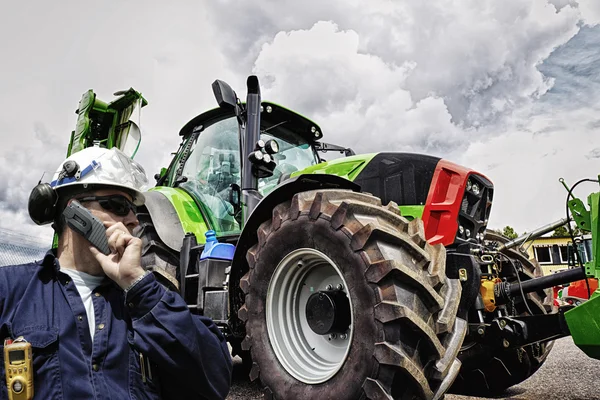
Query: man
0 146 232 399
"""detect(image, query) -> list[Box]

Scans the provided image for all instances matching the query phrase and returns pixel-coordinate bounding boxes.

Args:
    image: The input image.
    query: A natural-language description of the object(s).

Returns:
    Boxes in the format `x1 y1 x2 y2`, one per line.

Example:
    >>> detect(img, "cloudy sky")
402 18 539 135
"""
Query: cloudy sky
1 0 599 246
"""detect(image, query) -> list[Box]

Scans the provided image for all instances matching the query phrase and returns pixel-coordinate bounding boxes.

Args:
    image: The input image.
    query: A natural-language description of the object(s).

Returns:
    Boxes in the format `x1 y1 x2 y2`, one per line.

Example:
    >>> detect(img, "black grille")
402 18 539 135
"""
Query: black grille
455 174 494 245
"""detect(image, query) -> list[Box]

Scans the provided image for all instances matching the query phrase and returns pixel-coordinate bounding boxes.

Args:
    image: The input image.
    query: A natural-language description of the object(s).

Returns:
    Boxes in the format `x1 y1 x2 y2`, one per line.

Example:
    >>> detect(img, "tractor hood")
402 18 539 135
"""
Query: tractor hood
292 152 494 247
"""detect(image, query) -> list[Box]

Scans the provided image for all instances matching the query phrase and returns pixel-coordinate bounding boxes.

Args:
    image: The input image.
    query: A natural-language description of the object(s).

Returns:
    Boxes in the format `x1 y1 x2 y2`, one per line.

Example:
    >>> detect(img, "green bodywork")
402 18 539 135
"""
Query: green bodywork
290 154 376 181
398 205 425 220
290 154 416 218
564 180 600 359
148 186 210 244
564 295 600 358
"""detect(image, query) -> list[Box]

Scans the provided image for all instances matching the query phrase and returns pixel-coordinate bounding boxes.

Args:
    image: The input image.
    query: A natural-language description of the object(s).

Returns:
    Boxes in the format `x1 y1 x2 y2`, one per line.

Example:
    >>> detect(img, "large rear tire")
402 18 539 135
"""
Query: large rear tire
449 231 553 395
238 190 466 399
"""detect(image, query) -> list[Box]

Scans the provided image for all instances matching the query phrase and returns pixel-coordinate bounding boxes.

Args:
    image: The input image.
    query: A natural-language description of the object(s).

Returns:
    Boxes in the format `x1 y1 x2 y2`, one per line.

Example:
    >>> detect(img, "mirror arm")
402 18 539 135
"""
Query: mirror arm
314 142 355 157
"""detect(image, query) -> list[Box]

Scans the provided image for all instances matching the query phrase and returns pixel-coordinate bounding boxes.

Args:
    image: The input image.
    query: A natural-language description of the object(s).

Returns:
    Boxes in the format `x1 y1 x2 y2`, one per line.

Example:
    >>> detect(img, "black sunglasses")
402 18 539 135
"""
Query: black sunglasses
76 195 137 217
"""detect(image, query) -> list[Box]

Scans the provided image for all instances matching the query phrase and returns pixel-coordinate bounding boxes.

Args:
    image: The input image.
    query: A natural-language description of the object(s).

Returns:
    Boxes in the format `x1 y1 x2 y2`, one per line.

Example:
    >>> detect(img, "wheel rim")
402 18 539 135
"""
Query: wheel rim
266 248 353 384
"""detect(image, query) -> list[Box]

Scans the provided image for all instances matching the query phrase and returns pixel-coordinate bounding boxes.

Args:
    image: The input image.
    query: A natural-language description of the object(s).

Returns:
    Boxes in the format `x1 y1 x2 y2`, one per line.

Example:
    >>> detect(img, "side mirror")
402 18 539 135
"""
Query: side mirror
229 183 241 205
212 80 238 111
228 183 242 220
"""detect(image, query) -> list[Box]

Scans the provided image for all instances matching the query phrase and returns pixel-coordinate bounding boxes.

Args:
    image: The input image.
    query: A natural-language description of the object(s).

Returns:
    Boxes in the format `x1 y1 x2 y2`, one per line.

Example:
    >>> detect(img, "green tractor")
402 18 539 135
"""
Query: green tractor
62 76 600 399
132 76 548 399
142 77 467 399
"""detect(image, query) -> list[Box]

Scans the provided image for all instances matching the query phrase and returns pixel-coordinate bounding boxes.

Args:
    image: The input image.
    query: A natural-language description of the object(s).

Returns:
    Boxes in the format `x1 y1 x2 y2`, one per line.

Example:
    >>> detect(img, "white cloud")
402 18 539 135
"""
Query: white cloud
208 0 582 126
577 0 600 24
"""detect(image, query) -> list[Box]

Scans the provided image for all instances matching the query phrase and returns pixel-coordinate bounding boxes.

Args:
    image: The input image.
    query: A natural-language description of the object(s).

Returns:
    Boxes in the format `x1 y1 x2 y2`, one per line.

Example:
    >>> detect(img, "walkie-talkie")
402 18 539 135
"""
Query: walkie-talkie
63 200 111 255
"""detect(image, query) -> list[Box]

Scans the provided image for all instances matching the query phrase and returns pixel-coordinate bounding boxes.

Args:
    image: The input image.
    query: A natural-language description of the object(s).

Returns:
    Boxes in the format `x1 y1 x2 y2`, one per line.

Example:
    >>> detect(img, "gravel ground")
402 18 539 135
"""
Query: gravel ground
227 337 600 399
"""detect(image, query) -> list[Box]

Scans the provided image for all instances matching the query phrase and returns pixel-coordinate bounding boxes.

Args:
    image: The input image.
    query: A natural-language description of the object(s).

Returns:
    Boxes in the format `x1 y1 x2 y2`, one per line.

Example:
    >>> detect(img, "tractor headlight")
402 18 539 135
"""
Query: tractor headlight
264 139 279 155
249 150 264 163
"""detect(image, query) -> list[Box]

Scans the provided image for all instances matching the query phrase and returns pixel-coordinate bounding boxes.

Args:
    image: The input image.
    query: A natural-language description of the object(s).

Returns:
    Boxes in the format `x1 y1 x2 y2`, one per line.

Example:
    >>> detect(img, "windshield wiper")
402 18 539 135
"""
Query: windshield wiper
261 120 287 134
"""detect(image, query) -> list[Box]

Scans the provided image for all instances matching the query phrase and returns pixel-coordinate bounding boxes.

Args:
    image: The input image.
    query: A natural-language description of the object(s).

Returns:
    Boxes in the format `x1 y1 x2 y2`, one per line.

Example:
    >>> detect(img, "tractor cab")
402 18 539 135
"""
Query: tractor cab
160 102 322 236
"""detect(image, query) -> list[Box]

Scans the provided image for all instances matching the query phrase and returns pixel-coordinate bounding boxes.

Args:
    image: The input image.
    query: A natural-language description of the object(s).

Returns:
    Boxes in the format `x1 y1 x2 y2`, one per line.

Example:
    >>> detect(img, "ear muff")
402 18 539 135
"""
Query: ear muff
28 183 58 225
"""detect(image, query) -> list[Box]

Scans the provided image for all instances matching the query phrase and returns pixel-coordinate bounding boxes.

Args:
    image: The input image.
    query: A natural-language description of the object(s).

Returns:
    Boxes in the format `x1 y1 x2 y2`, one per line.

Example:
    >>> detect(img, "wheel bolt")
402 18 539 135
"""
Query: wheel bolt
503 339 510 348
340 333 347 340
477 328 485 335
328 333 337 340
326 284 333 290
337 283 344 291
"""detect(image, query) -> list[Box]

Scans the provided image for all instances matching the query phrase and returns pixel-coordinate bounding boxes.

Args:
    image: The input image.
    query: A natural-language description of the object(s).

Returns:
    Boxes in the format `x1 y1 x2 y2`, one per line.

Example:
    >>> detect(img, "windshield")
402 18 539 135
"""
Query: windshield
179 116 319 235
257 130 319 193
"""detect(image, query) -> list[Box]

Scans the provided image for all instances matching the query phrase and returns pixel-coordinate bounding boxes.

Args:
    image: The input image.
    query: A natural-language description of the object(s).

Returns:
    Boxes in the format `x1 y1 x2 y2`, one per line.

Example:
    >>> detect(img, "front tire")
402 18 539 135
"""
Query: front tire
238 190 466 399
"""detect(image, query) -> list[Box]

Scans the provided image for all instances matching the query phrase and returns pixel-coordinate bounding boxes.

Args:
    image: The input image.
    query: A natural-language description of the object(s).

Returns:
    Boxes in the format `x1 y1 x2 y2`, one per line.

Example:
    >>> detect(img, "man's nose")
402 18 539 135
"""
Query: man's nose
123 210 140 232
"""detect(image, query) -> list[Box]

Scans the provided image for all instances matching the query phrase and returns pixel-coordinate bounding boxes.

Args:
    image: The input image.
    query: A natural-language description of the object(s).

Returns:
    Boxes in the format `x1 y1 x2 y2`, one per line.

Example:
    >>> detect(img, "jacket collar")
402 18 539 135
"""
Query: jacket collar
39 250 116 290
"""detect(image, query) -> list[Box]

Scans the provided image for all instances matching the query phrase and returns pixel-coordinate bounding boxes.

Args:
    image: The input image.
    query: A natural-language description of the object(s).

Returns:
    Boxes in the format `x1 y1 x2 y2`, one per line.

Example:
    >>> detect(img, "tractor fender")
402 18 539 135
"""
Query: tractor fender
228 174 360 337
142 190 186 252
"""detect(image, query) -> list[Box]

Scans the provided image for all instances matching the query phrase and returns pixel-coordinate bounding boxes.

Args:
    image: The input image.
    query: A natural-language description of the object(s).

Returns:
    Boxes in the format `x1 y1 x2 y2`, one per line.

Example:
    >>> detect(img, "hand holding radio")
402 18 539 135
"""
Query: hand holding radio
89 221 146 291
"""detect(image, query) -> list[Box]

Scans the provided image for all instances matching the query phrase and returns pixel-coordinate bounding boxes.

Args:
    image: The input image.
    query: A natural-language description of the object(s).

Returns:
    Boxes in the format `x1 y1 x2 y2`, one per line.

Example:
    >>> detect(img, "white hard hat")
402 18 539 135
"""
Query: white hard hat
50 146 148 205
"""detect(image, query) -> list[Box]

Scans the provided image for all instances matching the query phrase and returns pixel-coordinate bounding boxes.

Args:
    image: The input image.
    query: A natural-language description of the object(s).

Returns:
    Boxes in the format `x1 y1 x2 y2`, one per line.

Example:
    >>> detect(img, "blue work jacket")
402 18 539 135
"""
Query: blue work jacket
0 251 232 399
